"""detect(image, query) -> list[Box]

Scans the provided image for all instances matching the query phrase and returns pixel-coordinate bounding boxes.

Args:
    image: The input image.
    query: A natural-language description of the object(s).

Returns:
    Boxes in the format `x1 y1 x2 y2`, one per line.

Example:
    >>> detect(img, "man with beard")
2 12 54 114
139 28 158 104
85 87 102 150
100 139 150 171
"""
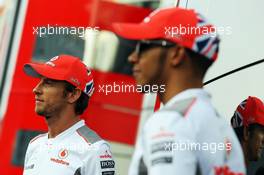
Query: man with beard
113 7 245 175
22 55 115 175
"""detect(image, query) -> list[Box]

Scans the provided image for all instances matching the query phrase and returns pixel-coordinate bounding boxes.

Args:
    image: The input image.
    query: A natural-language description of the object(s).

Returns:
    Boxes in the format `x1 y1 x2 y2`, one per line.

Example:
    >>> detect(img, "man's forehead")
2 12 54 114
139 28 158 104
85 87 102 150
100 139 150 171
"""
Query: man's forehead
252 124 264 133
40 77 64 84
41 77 55 81
257 126 264 132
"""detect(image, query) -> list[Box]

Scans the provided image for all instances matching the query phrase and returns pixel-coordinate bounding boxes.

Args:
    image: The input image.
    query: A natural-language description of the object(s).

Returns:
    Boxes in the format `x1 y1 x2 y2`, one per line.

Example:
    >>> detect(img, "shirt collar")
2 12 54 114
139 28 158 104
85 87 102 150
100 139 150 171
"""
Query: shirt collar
164 88 211 108
48 120 85 141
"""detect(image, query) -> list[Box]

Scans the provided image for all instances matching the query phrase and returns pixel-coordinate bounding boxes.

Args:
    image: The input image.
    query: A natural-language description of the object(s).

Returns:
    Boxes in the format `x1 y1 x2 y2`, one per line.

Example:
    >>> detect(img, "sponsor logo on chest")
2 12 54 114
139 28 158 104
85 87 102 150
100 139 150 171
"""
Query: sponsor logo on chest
50 149 70 166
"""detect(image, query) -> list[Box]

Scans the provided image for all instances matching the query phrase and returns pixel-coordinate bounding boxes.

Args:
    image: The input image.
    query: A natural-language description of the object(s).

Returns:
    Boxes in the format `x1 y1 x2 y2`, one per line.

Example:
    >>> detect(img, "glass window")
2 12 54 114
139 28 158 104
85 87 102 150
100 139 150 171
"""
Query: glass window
32 33 85 62
12 129 44 166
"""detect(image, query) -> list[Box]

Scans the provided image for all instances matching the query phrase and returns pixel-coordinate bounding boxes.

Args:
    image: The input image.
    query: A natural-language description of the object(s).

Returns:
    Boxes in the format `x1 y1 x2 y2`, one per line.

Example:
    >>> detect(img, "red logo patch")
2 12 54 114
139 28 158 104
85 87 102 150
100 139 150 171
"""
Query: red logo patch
58 149 68 159
100 150 112 159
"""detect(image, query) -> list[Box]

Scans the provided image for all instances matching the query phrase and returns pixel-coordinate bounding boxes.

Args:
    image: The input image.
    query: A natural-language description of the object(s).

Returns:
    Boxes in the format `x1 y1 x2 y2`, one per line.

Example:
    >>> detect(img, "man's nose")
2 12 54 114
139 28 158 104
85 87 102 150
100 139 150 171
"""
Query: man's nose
33 81 42 94
128 51 139 64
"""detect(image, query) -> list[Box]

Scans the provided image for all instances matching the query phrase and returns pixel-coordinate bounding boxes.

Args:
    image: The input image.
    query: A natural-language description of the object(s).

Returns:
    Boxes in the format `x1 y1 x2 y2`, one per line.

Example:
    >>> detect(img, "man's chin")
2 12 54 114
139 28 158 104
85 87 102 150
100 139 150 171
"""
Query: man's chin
36 111 51 120
35 109 46 117
136 80 149 87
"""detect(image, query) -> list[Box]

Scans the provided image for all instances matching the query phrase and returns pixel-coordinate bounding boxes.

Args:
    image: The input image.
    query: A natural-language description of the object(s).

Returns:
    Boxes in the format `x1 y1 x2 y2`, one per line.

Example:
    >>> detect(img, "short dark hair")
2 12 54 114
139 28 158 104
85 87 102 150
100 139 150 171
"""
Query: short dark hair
185 48 213 78
63 81 89 115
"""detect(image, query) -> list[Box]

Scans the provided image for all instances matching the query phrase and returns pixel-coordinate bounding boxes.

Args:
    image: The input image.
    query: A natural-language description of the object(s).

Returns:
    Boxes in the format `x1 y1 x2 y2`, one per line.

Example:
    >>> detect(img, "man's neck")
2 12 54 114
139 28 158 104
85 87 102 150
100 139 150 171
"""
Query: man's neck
46 113 81 138
158 78 203 104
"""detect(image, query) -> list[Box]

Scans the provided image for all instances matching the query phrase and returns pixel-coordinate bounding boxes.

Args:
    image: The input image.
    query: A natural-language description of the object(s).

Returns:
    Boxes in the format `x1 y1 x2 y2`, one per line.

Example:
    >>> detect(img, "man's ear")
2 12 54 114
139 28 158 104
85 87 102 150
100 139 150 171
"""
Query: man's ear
168 45 186 67
67 89 82 104
243 127 250 141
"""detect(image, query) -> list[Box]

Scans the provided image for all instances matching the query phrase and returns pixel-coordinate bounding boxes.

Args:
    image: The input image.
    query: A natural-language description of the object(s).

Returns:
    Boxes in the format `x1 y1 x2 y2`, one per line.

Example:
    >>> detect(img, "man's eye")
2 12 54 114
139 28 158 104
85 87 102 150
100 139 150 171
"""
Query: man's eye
44 80 53 85
140 44 156 54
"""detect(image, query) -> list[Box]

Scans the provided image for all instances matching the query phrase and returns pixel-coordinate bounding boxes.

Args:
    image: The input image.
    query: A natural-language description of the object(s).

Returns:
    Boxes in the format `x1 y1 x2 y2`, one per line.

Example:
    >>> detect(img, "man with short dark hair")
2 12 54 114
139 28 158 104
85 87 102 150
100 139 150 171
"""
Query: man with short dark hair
231 96 264 167
22 55 115 175
113 7 245 175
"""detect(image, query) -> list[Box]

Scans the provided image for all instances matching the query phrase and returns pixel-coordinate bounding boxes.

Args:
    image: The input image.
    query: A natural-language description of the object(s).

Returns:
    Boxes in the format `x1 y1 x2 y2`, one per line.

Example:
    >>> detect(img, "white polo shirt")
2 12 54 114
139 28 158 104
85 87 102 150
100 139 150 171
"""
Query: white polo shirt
23 120 115 175
129 89 246 175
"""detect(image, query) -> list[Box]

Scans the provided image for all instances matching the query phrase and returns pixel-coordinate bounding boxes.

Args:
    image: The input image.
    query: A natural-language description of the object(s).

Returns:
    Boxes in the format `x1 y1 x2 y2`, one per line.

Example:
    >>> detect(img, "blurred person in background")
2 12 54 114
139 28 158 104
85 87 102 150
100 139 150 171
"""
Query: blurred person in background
113 7 245 175
231 96 264 174
22 55 115 175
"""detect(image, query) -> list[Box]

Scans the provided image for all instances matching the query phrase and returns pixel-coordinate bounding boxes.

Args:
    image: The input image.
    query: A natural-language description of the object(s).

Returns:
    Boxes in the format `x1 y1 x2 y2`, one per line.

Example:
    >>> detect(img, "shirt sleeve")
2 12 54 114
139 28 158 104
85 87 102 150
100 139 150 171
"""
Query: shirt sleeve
82 142 115 175
23 144 30 167
128 130 146 175
144 112 197 175
22 141 33 175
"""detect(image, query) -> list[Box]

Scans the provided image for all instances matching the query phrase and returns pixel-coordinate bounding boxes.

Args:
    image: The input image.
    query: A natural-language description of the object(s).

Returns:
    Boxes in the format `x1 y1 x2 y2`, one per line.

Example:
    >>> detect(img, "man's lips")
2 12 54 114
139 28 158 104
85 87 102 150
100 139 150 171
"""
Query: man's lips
133 68 141 76
35 98 44 103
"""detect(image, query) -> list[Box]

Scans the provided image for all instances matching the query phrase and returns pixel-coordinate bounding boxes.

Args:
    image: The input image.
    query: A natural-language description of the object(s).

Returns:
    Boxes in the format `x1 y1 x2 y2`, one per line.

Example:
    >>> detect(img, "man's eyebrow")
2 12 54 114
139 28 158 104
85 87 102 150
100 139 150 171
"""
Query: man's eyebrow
43 78 60 83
